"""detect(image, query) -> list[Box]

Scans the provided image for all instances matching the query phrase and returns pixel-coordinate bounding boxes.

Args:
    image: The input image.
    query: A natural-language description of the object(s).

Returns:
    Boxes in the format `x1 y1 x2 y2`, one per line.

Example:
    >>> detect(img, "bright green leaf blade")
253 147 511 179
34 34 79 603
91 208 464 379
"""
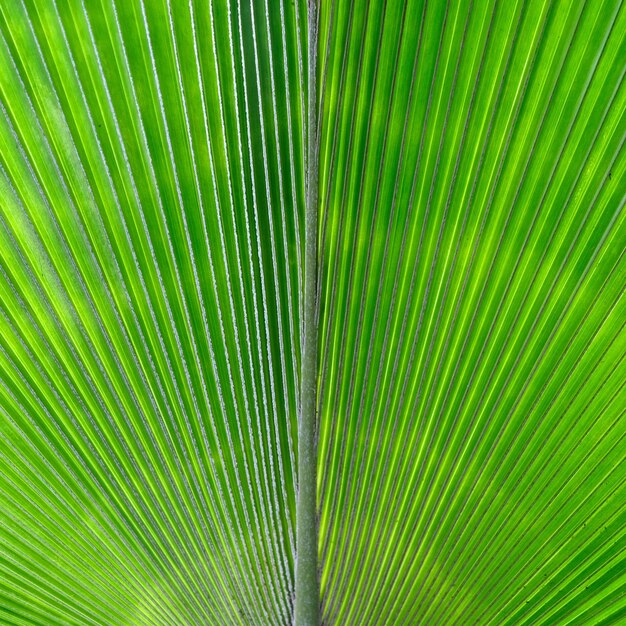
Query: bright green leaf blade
0 0 309 623
317 0 626 623
1 0 625 624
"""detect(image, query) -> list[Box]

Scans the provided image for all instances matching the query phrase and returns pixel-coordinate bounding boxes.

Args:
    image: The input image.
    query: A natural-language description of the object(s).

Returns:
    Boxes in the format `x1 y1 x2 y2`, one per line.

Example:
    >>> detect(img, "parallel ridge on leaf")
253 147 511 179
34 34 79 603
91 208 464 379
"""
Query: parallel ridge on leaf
317 0 626 623
0 0 308 623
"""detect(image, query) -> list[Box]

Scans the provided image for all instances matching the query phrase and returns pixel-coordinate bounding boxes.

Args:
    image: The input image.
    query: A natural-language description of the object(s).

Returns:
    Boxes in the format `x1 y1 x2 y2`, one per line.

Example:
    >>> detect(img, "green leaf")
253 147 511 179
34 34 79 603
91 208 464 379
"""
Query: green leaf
0 0 624 624
317 0 626 623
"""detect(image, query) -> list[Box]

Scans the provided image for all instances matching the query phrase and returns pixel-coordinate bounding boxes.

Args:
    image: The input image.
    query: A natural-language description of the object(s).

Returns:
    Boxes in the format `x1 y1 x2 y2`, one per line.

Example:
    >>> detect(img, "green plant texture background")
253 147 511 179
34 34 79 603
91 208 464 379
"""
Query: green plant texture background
0 0 625 624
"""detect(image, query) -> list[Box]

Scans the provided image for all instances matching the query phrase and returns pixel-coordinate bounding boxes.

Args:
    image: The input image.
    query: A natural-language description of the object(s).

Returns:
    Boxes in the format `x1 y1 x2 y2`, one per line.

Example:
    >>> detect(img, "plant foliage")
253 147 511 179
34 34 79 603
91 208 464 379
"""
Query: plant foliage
0 0 624 624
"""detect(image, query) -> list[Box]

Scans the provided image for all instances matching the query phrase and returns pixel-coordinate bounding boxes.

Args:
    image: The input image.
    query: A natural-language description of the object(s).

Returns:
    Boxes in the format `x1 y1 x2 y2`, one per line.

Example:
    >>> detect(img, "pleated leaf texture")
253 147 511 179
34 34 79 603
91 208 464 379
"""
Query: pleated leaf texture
0 0 625 624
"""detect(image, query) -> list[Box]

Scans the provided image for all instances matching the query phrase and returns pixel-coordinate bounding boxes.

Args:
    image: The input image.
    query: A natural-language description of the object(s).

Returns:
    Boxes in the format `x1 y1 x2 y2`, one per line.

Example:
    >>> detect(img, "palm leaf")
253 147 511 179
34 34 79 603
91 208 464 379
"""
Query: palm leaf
0 0 624 624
